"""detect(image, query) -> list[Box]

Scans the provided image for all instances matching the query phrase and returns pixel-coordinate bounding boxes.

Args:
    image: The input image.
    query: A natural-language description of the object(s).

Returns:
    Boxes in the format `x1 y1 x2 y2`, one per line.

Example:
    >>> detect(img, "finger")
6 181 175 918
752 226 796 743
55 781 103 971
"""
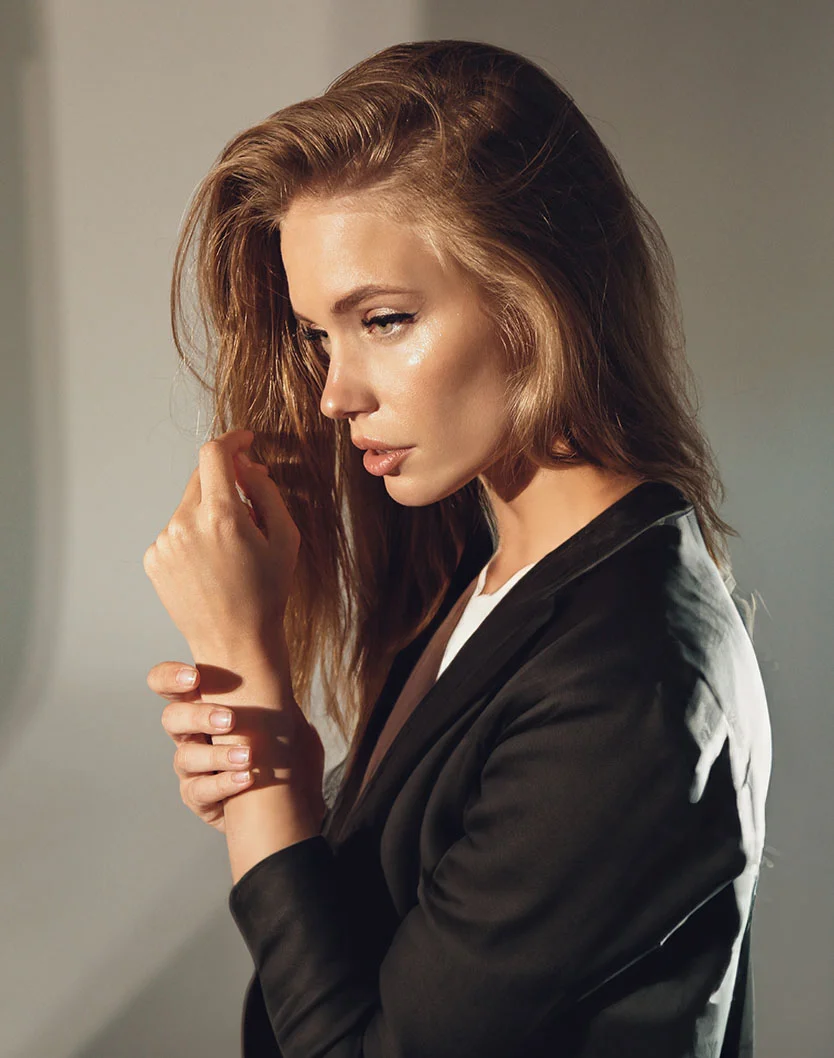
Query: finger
184 768 254 809
198 431 255 510
232 449 270 487
173 739 252 780
147 661 201 698
161 700 236 742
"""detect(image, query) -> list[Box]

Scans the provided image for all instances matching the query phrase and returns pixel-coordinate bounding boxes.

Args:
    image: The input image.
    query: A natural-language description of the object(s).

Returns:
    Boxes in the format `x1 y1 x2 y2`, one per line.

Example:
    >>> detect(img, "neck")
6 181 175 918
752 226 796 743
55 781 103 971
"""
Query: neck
480 460 647 573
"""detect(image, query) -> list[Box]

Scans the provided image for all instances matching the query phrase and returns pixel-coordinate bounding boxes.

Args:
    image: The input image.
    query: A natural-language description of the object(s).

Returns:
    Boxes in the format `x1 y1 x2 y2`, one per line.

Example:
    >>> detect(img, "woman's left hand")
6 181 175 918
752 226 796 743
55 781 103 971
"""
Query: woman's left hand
143 429 300 665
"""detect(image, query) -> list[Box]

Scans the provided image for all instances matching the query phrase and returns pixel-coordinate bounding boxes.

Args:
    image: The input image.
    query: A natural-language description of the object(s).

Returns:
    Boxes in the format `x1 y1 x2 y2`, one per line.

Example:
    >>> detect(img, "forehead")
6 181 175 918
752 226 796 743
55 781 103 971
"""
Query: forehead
279 195 454 309
281 196 431 263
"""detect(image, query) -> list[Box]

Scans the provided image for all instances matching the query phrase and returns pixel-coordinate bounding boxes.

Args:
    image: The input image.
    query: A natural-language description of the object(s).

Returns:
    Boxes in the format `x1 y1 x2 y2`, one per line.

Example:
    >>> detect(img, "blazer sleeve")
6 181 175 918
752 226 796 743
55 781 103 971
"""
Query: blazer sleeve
228 656 748 1058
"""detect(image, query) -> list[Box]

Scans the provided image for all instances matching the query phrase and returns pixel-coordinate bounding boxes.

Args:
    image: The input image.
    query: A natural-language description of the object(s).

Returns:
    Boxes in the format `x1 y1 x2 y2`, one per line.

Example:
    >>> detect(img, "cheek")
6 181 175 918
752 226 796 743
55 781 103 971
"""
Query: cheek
392 324 508 452
429 332 508 444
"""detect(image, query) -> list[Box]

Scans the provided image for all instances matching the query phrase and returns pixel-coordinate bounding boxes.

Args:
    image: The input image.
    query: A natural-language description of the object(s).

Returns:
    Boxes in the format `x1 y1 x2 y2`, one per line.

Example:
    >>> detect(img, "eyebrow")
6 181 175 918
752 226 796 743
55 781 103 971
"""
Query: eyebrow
291 285 418 324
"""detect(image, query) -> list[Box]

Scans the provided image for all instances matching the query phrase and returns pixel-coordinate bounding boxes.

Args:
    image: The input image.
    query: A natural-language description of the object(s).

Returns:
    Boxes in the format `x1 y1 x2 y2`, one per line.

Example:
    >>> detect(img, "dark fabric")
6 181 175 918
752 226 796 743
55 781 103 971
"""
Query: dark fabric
359 573 481 798
228 481 771 1057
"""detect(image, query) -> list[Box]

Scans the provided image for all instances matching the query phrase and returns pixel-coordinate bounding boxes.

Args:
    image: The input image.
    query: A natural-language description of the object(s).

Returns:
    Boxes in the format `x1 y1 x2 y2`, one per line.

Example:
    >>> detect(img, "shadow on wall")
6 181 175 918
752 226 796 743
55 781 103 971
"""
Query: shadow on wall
66 906 252 1058
0 0 65 752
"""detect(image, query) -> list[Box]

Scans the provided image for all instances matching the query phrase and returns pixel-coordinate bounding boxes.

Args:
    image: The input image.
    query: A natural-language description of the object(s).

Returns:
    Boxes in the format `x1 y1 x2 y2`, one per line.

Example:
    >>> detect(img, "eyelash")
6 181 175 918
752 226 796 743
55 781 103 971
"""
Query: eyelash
299 312 415 347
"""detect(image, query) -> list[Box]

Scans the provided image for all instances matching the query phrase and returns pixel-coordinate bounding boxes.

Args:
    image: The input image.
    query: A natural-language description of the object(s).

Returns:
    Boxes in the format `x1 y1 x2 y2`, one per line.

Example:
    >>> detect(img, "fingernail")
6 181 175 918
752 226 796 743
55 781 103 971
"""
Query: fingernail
211 709 233 729
232 770 251 783
176 668 197 687
237 451 252 467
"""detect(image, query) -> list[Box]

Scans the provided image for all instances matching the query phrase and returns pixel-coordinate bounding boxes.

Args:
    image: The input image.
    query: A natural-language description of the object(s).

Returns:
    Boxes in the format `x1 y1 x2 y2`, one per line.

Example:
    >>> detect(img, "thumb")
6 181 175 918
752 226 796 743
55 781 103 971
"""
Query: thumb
235 454 292 541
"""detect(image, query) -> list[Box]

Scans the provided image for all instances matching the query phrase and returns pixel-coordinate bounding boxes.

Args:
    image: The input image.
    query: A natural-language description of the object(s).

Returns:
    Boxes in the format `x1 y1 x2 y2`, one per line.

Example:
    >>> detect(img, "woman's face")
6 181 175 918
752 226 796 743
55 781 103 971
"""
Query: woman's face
279 193 511 506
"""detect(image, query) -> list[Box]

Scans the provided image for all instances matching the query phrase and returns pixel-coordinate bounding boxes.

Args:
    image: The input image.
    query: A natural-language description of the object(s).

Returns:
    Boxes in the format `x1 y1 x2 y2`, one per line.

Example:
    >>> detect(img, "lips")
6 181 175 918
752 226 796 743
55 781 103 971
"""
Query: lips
362 447 413 476
352 436 411 453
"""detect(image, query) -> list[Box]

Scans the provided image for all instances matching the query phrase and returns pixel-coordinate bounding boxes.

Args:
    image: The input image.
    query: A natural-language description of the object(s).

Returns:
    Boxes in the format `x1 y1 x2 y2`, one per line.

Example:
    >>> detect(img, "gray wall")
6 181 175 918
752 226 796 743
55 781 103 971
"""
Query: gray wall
0 2 416 1056
1 2 830 1056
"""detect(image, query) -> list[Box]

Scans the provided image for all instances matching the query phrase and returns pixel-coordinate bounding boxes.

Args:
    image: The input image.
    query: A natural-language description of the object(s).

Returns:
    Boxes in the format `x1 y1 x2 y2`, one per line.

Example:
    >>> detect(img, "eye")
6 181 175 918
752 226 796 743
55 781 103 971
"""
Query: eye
297 312 415 351
362 311 415 336
300 326 326 345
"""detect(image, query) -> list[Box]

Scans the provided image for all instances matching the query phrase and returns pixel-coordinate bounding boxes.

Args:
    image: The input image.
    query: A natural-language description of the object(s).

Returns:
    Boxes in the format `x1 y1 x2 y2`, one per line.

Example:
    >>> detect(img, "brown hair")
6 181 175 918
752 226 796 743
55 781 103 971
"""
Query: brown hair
170 39 737 753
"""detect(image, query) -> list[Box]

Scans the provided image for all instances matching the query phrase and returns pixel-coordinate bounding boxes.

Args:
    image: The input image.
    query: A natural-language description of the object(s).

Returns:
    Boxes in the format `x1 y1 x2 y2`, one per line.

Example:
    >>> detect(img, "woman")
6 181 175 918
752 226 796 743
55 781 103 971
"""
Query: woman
143 40 771 1057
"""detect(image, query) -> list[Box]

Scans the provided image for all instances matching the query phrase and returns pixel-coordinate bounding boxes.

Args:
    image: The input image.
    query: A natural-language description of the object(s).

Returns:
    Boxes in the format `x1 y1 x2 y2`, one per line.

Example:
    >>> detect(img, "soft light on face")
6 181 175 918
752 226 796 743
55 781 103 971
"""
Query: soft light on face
279 193 511 506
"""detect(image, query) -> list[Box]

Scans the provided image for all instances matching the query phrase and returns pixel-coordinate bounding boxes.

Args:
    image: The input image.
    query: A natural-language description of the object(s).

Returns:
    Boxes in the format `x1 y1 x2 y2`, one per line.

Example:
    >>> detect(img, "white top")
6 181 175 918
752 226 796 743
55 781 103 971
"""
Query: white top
435 558 540 680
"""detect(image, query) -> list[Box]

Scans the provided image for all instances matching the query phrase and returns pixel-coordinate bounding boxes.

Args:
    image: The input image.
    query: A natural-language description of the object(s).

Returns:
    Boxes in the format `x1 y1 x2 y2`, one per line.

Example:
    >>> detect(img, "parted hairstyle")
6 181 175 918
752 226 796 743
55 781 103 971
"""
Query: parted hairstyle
170 39 737 751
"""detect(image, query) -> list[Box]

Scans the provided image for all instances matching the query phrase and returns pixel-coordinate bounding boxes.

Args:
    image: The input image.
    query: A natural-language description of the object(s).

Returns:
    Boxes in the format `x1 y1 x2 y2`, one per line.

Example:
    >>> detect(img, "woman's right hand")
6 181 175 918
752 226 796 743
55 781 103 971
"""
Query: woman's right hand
148 661 254 835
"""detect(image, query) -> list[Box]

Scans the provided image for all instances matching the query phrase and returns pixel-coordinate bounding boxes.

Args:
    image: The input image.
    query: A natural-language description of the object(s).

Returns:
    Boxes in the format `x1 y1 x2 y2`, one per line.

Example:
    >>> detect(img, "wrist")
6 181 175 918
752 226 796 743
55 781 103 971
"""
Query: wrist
191 632 293 709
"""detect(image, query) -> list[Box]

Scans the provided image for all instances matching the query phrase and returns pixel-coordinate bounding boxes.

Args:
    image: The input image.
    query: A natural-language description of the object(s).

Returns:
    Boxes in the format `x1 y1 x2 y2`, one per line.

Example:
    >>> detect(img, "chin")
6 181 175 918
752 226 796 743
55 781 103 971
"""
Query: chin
382 467 478 507
381 478 439 507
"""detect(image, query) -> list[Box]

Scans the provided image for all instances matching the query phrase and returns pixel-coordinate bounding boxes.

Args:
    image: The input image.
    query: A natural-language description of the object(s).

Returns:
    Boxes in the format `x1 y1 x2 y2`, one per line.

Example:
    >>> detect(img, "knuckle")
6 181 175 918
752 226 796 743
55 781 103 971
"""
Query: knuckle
201 503 238 532
160 702 176 732
207 776 225 807
182 782 205 813
184 776 208 808
166 516 190 542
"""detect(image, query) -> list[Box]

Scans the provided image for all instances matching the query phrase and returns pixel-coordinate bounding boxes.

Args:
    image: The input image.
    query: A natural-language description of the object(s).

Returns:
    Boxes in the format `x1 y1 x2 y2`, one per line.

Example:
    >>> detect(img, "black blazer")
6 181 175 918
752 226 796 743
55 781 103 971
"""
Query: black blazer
228 481 772 1057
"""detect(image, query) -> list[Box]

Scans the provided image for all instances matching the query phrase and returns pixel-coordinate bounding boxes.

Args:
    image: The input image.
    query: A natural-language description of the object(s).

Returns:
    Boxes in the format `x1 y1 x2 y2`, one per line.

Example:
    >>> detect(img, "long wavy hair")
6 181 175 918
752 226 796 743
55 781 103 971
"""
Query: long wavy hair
170 39 737 751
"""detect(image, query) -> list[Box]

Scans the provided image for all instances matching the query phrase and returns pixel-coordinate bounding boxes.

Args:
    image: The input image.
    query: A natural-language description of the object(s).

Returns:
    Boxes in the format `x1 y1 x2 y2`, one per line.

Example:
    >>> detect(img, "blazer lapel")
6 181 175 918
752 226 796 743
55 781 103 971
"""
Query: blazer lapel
324 480 693 844
322 517 495 840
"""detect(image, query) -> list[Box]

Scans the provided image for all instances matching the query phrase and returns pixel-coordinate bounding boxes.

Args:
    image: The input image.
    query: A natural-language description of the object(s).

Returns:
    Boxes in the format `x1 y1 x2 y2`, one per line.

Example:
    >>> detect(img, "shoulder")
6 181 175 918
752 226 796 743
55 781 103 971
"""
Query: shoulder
502 507 766 746
538 506 745 663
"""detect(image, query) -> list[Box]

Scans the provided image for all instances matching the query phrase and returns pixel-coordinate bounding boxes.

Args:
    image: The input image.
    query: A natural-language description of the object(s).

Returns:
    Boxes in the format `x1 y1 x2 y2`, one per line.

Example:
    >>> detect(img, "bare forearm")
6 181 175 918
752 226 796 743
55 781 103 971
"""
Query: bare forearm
192 636 321 885
223 767 320 886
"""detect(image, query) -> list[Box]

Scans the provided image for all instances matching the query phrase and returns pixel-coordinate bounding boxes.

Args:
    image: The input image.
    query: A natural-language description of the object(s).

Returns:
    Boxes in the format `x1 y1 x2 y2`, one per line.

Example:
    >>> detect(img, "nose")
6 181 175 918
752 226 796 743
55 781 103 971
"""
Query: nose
319 351 377 423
